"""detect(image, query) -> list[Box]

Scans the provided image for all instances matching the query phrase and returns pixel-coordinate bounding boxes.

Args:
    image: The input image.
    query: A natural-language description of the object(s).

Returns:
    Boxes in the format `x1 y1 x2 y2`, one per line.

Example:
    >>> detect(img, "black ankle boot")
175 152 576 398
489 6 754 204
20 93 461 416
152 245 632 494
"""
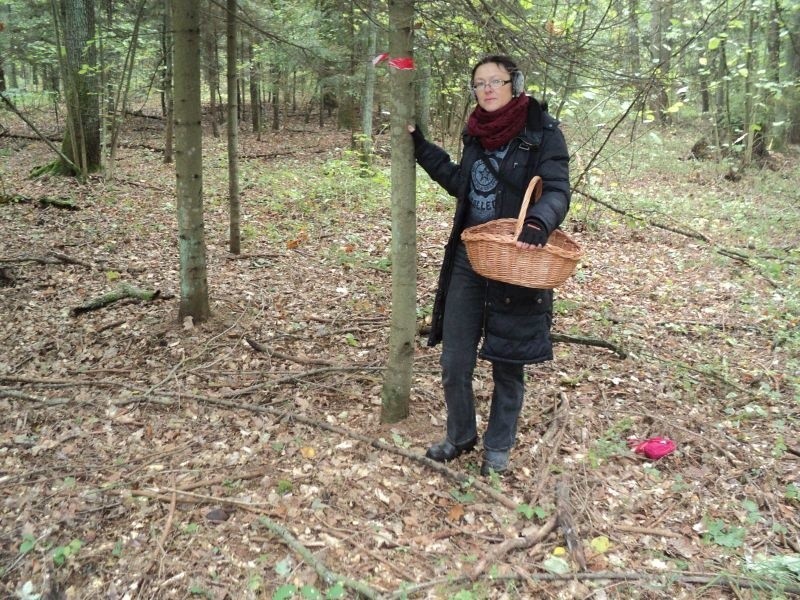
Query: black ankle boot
480 449 510 476
425 437 477 462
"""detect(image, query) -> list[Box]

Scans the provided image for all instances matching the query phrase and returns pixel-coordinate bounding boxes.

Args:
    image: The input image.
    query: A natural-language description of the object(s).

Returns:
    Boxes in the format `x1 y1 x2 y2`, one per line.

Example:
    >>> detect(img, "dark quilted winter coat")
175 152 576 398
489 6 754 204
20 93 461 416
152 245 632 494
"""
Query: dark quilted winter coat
415 99 571 364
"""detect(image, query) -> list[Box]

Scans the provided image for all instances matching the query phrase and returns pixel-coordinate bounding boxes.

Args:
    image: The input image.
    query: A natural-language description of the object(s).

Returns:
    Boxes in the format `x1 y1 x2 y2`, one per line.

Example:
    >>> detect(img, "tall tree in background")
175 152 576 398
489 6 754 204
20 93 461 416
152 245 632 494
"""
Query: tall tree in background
55 0 101 176
203 3 220 138
648 0 672 123
1 3 10 91
227 0 240 255
381 0 415 424
360 0 377 163
162 0 174 164
172 0 210 322
788 5 800 144
249 41 261 135
337 0 357 137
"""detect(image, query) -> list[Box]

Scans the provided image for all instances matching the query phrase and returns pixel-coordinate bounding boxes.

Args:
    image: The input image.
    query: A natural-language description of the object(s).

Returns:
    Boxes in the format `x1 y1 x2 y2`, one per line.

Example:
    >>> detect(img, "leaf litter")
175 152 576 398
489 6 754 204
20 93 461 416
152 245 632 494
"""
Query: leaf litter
0 113 798 599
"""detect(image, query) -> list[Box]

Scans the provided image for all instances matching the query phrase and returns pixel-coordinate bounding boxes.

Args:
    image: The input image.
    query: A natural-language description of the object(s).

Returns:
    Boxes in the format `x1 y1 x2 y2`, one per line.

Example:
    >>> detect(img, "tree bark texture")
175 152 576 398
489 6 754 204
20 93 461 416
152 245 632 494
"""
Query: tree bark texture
162 0 174 163
172 0 210 322
788 6 800 144
381 0 415 424
59 0 101 173
227 0 240 255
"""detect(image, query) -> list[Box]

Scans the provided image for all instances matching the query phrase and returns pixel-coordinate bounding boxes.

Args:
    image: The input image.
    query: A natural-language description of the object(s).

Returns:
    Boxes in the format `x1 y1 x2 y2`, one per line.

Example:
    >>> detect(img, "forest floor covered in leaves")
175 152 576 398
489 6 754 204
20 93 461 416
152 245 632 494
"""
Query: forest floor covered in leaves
1 109 799 600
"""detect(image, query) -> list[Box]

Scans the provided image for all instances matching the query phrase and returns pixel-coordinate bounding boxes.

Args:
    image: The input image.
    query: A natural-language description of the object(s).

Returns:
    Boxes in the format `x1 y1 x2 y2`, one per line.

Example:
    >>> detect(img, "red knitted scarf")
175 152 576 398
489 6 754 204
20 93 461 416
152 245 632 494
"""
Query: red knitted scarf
466 94 529 150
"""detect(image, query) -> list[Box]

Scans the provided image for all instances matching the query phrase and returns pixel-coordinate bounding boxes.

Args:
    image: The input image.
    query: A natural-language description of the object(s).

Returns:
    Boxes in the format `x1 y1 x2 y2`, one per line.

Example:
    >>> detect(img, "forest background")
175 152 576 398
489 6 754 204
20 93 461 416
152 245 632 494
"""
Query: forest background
0 0 799 599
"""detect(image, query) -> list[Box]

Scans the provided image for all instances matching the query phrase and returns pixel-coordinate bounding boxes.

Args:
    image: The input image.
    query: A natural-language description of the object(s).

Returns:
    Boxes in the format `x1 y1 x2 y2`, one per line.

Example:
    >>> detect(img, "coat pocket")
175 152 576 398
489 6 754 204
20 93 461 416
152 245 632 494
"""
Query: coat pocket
480 284 554 364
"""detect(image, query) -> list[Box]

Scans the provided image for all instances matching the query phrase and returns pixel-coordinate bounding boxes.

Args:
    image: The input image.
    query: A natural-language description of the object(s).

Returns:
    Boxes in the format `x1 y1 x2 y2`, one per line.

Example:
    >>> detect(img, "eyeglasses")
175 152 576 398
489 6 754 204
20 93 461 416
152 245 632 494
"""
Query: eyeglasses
472 79 511 92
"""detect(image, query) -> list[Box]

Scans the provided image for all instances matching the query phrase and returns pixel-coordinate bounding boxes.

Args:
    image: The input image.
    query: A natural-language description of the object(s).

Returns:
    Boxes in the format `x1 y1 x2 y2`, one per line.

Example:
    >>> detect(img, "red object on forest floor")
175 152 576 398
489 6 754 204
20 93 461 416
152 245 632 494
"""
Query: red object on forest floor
628 436 676 460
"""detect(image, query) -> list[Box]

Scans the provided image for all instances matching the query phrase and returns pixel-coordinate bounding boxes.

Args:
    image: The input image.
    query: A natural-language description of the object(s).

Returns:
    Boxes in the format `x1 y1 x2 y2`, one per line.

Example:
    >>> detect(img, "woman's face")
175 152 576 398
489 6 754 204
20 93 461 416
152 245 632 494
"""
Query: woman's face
473 63 514 112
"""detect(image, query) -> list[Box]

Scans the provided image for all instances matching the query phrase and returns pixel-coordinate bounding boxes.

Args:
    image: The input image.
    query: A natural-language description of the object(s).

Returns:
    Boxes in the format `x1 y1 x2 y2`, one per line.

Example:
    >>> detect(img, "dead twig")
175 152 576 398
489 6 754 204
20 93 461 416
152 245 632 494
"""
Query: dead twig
0 251 87 266
389 570 800 598
71 283 173 316
5 373 529 511
612 523 682 538
157 489 177 551
257 516 382 599
470 513 558 579
0 91 80 172
0 387 68 405
197 393 521 510
551 333 627 358
177 467 271 492
246 335 337 366
556 476 587 571
573 188 779 288
527 393 570 506
128 487 275 514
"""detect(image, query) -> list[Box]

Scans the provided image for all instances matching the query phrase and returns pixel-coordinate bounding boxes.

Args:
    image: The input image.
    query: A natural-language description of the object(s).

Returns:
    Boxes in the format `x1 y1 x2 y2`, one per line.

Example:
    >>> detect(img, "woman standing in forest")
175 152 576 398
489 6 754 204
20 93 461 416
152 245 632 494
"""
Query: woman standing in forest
409 55 571 475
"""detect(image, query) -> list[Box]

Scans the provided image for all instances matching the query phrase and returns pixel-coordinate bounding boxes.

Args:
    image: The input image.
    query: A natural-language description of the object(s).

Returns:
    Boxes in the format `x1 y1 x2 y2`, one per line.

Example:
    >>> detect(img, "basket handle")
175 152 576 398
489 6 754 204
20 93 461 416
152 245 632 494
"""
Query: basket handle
512 176 543 239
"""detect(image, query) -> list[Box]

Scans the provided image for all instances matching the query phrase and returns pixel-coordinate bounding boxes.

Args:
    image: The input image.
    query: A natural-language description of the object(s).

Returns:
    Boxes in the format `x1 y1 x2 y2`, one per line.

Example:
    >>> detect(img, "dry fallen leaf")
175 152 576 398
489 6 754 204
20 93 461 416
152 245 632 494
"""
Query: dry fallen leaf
447 504 465 522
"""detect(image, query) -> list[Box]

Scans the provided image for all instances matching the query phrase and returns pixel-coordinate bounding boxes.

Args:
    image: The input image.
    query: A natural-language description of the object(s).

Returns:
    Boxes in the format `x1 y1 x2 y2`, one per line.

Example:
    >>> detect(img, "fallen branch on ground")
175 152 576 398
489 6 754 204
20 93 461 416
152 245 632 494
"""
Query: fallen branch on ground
194 393 521 510
0 194 79 209
71 283 173 315
1 251 91 267
256 517 381 599
470 513 558 579
0 387 68 405
527 393 570 507
390 569 800 598
556 476 587 571
0 91 80 173
550 333 627 358
573 188 779 288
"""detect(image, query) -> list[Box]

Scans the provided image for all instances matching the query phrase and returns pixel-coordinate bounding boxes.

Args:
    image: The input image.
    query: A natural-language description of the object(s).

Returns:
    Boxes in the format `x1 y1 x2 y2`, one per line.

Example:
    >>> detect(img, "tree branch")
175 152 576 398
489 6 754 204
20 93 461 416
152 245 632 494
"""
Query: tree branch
573 188 780 288
0 92 80 173
71 284 173 315
256 517 382 599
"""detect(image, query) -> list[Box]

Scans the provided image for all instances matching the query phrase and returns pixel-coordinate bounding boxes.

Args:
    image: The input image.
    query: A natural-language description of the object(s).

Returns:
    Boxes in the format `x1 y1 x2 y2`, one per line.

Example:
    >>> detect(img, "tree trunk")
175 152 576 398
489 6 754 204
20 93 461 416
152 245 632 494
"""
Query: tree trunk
172 0 210 323
360 0 377 164
741 1 756 167
271 65 280 131
648 0 671 124
764 0 781 149
58 0 101 175
789 6 800 144
627 0 641 75
107 0 146 176
204 13 220 138
227 0 240 255
713 36 731 138
0 2 8 92
416 53 431 137
381 0 415 424
249 42 261 135
337 0 357 136
163 0 174 164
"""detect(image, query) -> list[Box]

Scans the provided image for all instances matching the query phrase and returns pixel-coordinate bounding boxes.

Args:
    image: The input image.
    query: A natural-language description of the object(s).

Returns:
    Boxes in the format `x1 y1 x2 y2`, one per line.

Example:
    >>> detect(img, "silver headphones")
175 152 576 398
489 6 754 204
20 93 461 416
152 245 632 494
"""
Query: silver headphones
470 69 525 101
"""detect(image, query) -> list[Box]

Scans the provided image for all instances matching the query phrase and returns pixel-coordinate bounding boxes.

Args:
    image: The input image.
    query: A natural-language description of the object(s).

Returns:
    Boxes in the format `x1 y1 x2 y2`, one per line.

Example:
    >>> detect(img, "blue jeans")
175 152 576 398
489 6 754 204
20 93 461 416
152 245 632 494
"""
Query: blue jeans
440 244 525 452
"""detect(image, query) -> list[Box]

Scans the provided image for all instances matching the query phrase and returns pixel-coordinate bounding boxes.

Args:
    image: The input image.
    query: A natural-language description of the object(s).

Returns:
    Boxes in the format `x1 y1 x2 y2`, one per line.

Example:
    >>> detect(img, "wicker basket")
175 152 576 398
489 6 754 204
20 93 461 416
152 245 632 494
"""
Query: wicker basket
461 176 583 289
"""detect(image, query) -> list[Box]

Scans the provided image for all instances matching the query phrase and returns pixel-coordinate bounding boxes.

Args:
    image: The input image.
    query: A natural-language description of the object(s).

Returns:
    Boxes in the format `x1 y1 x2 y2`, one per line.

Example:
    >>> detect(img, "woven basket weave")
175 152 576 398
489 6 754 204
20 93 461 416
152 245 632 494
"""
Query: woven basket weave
461 176 583 289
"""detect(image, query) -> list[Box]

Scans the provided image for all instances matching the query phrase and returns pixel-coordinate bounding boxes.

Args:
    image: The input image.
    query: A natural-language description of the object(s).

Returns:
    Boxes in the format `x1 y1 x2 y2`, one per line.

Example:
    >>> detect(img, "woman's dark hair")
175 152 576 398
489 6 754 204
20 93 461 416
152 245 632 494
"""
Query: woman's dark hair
470 55 520 82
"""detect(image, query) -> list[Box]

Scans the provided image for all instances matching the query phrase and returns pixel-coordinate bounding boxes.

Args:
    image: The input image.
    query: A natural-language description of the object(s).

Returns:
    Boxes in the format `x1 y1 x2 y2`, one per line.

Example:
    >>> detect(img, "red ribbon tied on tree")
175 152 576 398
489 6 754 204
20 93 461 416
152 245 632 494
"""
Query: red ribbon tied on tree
628 437 676 460
373 53 415 70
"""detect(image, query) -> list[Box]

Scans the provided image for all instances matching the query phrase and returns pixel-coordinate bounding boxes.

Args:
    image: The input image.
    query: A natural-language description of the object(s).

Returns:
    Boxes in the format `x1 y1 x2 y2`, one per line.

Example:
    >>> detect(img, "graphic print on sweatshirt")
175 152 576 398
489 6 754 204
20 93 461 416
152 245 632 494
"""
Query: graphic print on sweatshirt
467 146 508 227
